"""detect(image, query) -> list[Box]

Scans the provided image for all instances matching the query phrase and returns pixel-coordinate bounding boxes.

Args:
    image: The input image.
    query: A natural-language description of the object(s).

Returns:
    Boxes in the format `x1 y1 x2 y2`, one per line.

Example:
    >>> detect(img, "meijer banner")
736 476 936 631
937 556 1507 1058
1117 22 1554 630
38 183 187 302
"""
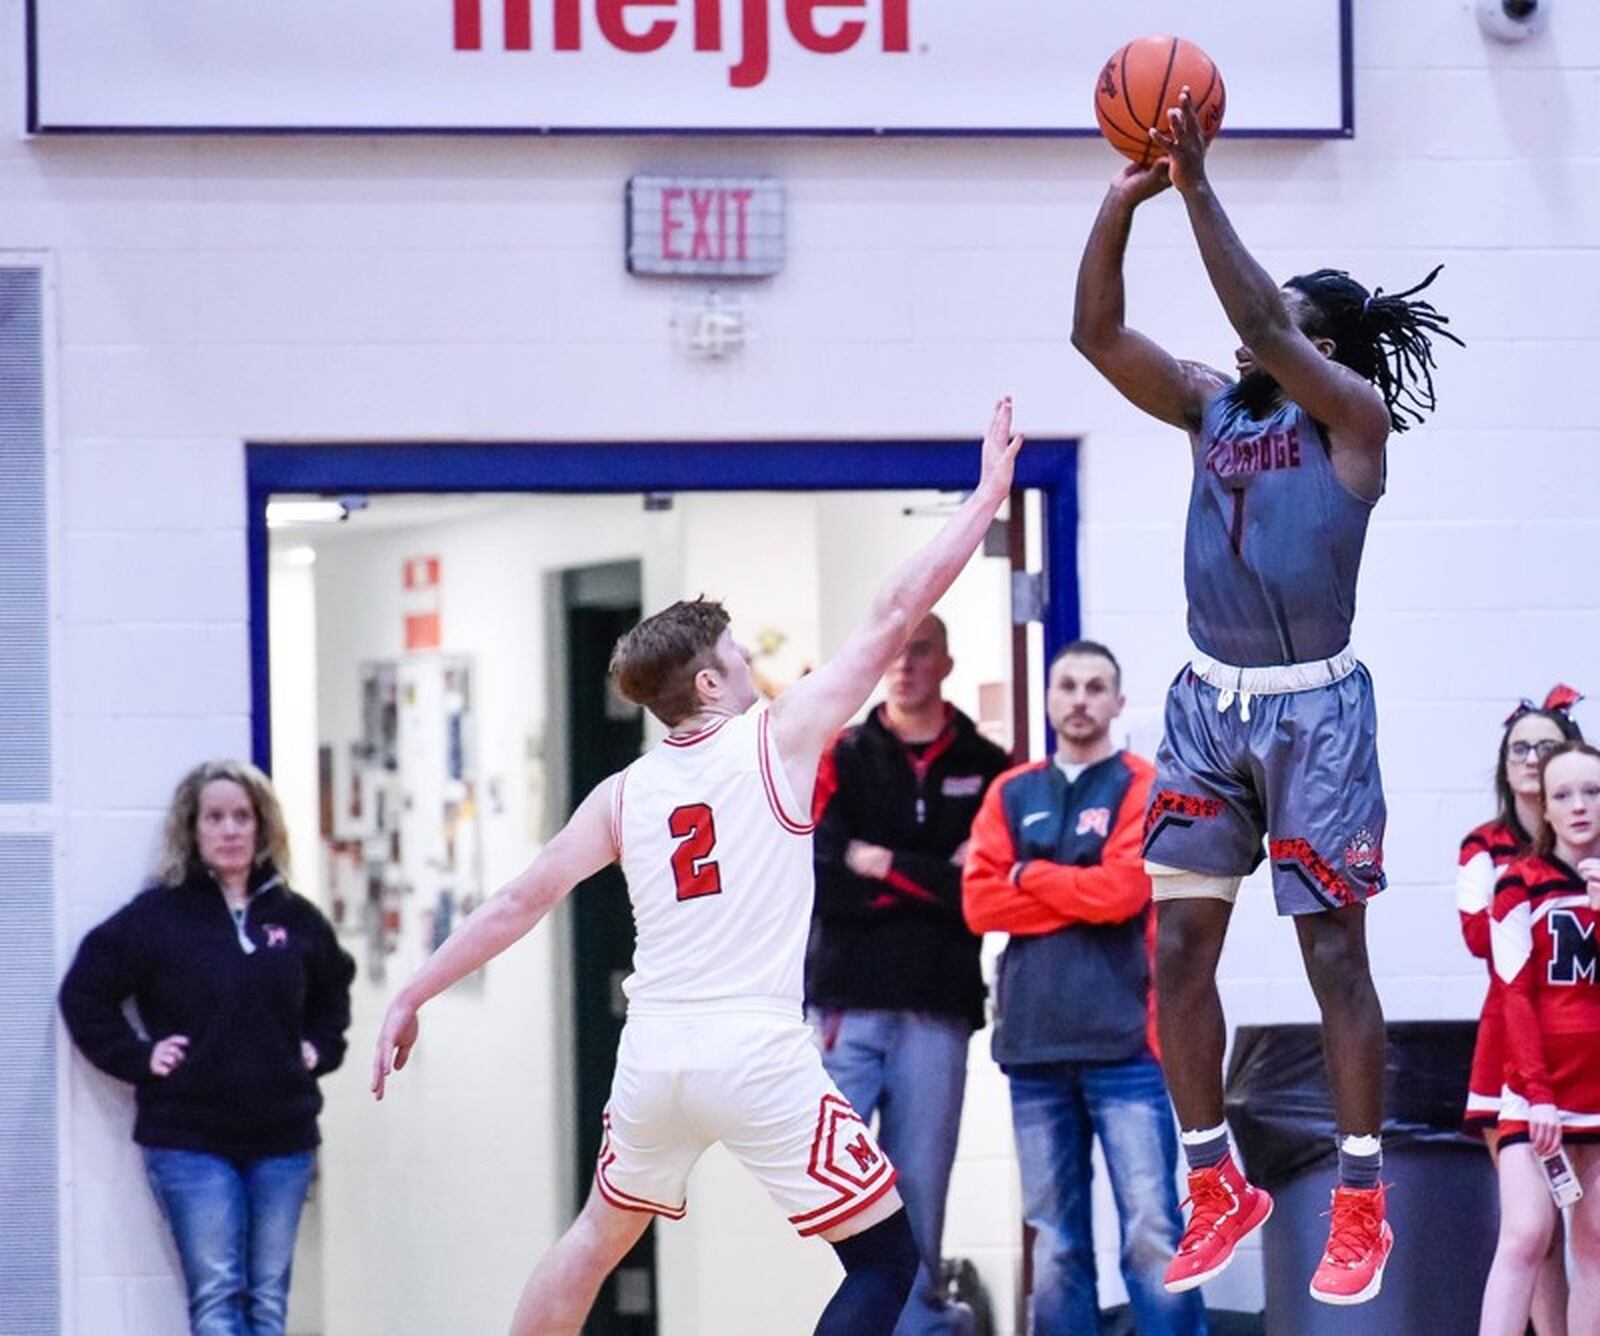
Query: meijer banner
31 0 1348 134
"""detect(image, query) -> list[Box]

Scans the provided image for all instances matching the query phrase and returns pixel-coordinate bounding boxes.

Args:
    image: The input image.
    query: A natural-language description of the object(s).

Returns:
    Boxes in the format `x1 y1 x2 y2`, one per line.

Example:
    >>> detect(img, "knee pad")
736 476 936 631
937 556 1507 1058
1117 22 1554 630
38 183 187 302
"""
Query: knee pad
1146 860 1242 903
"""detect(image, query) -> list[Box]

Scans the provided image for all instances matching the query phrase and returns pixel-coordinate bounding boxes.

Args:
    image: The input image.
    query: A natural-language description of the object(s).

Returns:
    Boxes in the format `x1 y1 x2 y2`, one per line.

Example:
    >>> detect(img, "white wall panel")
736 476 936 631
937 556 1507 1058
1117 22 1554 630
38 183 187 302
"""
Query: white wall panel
17 0 1600 1327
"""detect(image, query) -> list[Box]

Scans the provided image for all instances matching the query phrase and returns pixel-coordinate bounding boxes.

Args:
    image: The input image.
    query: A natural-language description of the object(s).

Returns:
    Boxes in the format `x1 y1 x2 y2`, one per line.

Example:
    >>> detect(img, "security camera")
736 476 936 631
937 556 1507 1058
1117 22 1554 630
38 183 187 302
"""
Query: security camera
1476 0 1550 42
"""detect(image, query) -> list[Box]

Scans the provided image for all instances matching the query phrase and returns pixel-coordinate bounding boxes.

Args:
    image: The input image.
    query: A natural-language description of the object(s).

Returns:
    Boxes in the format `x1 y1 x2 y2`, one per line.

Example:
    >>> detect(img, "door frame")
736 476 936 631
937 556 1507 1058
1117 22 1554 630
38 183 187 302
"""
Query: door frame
245 436 1080 771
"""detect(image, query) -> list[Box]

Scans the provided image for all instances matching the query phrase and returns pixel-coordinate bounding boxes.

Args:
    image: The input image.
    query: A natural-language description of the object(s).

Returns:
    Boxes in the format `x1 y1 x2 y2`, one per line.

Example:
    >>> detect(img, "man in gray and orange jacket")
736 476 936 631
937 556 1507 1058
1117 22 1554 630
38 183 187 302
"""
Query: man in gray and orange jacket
963 640 1201 1336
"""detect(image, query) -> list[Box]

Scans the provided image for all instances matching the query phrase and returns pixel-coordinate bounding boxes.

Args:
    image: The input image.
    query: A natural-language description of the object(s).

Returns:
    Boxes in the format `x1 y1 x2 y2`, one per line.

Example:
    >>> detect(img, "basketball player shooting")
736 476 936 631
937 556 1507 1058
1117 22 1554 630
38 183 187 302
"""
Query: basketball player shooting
372 400 1022 1336
1071 90 1460 1306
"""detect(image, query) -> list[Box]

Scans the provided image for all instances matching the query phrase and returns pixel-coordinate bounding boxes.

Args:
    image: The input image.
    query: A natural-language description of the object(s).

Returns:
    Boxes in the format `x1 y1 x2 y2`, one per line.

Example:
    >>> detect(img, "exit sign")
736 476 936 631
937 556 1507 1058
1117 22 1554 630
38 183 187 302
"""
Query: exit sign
626 176 784 278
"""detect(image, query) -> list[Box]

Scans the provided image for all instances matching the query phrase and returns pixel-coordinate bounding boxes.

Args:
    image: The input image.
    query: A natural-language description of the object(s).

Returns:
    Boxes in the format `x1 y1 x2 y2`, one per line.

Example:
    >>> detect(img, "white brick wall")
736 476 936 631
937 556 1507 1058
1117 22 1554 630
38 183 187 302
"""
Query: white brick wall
15 0 1599 1329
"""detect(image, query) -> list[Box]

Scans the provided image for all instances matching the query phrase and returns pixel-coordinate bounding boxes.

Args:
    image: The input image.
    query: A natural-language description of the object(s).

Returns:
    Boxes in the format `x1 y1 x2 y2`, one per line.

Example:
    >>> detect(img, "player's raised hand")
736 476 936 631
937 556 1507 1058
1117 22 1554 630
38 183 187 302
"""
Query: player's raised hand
1110 158 1171 207
1149 88 1210 196
979 396 1023 498
371 994 420 1101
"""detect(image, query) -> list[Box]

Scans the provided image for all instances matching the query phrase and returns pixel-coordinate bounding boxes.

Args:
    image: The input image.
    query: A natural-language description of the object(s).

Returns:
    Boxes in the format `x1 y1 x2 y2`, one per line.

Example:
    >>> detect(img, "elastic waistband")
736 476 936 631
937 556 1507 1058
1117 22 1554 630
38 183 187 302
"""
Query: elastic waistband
1190 648 1357 696
624 995 802 1023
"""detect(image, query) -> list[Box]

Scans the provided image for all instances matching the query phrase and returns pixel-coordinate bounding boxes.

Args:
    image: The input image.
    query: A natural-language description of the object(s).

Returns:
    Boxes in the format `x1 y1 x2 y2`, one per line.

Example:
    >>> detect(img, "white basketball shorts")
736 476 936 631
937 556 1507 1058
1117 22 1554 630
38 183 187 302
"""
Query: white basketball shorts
594 1006 897 1237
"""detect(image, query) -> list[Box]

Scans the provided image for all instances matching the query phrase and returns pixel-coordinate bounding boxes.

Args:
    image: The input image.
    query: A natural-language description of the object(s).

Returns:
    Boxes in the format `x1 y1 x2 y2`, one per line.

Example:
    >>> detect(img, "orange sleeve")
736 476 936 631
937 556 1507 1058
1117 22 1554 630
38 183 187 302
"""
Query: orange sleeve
962 771 1073 936
1012 765 1153 925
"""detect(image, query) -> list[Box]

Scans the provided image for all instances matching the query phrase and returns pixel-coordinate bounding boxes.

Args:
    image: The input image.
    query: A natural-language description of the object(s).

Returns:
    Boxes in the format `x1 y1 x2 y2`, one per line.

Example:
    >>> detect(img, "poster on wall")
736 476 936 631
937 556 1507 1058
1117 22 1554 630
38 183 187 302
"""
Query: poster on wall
30 1 1349 135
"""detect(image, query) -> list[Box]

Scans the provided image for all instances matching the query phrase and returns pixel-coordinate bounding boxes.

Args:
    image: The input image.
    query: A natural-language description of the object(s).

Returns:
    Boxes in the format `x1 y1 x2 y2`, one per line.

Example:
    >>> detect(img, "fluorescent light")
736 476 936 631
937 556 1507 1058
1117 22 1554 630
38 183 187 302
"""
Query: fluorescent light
267 500 348 528
282 546 317 567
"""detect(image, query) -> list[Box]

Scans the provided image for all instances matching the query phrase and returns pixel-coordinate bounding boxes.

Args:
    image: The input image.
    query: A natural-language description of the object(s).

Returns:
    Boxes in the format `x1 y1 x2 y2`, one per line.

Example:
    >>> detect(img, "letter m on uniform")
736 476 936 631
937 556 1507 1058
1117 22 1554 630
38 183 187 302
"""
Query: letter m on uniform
844 1133 880 1174
1547 909 1599 986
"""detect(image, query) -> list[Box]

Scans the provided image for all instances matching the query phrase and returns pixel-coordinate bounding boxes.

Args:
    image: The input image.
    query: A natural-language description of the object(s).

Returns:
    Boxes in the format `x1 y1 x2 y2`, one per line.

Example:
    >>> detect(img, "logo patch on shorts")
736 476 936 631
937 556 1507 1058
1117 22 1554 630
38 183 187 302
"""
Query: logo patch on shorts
1344 829 1381 873
788 1093 895 1236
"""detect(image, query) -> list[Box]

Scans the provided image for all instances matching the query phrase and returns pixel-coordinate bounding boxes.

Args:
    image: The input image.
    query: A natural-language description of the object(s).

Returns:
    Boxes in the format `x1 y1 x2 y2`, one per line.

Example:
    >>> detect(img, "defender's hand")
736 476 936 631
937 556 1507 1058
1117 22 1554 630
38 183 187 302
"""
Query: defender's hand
372 997 420 1101
979 397 1023 499
1148 88 1210 196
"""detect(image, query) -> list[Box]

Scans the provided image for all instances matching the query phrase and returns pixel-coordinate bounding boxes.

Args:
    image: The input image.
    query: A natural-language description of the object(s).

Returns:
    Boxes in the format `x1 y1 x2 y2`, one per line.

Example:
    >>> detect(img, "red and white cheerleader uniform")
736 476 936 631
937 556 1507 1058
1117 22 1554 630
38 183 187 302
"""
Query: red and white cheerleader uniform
1491 854 1600 1146
1457 820 1524 1134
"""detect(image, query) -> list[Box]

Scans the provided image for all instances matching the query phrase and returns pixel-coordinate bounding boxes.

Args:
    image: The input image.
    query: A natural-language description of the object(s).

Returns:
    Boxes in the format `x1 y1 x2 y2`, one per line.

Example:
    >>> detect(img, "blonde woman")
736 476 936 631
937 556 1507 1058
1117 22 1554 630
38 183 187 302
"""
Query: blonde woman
60 760 354 1336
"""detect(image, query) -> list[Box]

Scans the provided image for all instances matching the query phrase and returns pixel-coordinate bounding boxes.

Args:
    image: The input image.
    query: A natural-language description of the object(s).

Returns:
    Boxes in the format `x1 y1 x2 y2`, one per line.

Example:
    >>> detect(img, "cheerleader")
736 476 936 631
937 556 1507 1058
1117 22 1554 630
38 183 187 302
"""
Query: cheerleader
1459 687 1583 1140
1479 742 1600 1336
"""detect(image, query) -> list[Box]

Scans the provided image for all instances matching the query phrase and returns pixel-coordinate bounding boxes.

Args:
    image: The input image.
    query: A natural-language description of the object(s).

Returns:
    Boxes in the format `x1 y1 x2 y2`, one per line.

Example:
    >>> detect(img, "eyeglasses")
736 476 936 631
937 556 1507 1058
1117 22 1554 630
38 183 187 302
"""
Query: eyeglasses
1509 739 1563 762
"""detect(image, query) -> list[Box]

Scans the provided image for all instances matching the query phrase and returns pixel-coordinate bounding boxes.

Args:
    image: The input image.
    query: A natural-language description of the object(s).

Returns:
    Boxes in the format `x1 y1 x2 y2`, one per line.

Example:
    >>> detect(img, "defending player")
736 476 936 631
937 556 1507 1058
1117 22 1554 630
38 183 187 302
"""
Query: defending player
1070 91 1460 1306
372 400 1023 1336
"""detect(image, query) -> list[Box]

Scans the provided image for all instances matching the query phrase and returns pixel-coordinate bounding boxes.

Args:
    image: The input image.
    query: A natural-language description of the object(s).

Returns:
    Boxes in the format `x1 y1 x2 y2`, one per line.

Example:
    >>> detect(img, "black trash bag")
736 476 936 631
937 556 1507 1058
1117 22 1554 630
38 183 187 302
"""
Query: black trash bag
1223 1020 1480 1194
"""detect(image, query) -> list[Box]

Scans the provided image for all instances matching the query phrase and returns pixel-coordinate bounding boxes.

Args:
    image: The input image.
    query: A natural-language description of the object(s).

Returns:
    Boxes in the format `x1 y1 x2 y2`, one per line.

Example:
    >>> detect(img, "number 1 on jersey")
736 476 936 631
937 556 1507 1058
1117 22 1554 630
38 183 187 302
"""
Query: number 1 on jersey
668 803 723 901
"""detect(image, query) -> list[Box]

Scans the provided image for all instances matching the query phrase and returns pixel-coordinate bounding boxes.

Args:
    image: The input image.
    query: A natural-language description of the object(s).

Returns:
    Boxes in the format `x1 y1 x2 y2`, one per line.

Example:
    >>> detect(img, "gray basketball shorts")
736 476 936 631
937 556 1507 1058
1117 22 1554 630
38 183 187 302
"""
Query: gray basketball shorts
1142 660 1387 916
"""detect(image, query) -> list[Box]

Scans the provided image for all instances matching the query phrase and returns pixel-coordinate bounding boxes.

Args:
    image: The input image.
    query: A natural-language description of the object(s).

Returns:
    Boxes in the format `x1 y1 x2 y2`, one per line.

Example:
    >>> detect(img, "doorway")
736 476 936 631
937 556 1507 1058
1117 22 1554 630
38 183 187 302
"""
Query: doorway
252 440 1080 1334
559 561 655 1333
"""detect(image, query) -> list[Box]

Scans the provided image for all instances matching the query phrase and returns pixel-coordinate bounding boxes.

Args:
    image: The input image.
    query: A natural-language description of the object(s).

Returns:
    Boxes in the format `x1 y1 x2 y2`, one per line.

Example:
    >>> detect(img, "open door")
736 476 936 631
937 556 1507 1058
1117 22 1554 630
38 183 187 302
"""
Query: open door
560 560 655 1334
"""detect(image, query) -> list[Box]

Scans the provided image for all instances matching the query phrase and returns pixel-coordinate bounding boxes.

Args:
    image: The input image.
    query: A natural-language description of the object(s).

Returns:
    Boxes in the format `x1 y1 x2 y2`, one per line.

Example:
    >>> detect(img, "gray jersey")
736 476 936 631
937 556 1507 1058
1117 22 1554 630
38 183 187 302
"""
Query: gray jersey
1183 385 1377 666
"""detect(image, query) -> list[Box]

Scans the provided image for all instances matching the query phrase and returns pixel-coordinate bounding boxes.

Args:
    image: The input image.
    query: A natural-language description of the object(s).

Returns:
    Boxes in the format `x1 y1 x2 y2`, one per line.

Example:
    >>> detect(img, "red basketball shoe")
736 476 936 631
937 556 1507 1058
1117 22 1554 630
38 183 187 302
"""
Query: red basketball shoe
1162 1155 1274 1293
1309 1184 1393 1305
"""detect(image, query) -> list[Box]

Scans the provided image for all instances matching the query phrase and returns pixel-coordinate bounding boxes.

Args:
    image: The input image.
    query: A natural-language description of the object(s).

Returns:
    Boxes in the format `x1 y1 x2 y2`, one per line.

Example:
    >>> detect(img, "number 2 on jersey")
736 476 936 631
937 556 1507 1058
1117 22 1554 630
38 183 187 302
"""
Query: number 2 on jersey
668 803 723 901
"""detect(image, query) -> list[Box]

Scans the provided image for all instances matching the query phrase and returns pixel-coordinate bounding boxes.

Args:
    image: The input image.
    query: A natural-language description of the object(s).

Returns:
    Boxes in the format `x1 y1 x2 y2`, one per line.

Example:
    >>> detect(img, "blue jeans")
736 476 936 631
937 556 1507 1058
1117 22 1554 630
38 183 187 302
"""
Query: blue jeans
142 1147 316 1336
1008 1056 1205 1336
812 1009 973 1336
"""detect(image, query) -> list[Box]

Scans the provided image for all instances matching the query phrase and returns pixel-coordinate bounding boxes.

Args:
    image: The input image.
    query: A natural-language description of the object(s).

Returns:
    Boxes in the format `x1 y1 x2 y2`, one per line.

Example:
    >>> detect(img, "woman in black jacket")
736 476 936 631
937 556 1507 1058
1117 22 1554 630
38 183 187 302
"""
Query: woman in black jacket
60 759 355 1336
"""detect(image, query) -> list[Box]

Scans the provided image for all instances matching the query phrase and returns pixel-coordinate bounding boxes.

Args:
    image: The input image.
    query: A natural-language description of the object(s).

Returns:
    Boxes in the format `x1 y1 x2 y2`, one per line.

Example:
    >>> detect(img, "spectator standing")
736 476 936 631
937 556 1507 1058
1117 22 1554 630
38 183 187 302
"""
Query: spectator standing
964 642 1204 1336
60 760 355 1336
807 612 1010 1334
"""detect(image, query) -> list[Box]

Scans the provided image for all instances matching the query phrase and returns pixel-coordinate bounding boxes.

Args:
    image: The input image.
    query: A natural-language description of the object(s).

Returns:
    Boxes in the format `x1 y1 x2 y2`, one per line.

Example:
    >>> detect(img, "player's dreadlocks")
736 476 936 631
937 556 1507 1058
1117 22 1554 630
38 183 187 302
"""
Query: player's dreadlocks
1286 265 1464 432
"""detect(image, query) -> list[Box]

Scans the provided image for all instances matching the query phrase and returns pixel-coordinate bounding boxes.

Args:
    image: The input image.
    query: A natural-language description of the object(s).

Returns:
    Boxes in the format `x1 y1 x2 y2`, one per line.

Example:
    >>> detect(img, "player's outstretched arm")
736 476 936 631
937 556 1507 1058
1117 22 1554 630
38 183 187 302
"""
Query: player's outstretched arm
767 399 1021 795
1071 161 1227 432
370 776 619 1099
1155 89 1389 452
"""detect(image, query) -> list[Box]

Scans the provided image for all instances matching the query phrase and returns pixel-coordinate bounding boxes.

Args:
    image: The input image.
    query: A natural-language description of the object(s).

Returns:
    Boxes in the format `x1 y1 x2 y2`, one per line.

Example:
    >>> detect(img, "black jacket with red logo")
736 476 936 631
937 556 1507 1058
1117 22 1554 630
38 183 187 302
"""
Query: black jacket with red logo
805 704 1010 1029
59 862 356 1161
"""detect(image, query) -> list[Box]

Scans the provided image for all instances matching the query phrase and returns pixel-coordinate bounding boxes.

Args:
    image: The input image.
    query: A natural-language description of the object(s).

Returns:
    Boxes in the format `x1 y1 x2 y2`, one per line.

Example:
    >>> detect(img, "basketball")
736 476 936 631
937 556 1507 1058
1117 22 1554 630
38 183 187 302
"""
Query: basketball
1094 35 1226 166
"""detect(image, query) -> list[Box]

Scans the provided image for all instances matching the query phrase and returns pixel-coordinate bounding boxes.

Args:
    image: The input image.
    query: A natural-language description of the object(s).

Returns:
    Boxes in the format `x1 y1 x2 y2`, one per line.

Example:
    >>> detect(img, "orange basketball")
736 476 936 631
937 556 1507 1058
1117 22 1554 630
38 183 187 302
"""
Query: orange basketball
1094 35 1225 166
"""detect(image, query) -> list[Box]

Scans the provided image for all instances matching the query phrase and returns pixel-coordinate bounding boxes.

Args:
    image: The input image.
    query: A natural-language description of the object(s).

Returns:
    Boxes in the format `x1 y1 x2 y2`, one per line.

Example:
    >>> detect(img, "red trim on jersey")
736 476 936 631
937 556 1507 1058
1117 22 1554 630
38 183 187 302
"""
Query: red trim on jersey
759 712 815 835
663 718 731 748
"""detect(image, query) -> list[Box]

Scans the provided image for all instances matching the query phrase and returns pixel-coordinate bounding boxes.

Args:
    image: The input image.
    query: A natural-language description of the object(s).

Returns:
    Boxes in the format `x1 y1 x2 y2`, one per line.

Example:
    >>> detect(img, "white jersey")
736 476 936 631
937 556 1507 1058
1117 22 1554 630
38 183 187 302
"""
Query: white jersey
614 707 816 1012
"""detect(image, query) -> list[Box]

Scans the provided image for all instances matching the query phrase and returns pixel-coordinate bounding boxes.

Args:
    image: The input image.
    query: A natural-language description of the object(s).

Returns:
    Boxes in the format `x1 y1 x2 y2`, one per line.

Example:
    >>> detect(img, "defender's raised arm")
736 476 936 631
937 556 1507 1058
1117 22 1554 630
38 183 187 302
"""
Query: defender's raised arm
767 398 1021 789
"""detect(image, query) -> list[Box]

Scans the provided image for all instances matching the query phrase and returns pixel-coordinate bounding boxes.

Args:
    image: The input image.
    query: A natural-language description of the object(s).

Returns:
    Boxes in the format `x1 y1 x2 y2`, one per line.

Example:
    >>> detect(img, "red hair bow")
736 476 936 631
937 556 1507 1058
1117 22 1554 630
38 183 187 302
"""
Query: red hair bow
1504 684 1584 727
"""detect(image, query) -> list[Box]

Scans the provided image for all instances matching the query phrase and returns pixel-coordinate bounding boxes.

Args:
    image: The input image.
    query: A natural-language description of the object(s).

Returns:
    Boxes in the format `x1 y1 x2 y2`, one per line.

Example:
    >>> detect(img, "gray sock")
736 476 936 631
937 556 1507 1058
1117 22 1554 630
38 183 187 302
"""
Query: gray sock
1180 1124 1231 1172
1337 1134 1382 1189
